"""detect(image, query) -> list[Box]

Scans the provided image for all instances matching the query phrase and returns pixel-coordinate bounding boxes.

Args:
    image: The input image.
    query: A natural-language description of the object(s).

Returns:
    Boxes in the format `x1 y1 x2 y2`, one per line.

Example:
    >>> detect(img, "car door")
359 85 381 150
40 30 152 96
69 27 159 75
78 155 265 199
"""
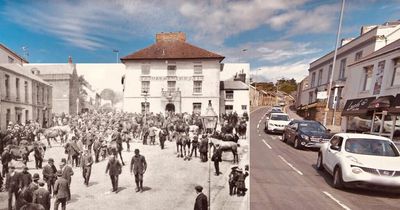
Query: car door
287 122 298 143
324 136 343 173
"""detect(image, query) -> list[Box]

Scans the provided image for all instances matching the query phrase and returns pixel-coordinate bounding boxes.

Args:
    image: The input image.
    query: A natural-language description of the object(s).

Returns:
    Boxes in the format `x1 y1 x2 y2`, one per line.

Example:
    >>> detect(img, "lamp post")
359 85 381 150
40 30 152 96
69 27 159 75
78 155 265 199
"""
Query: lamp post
201 100 218 210
143 90 149 124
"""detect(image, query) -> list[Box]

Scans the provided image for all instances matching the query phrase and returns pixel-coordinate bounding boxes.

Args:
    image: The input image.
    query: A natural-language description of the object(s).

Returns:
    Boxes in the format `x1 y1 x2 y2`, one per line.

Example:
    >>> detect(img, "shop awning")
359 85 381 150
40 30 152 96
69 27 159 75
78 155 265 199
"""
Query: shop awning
342 97 376 116
367 95 395 109
389 94 400 113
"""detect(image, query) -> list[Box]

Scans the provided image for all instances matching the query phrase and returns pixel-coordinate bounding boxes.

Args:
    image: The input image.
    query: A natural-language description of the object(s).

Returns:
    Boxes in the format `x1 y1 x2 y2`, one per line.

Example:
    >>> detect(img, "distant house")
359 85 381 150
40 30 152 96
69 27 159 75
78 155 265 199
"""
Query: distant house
24 57 80 115
220 80 249 116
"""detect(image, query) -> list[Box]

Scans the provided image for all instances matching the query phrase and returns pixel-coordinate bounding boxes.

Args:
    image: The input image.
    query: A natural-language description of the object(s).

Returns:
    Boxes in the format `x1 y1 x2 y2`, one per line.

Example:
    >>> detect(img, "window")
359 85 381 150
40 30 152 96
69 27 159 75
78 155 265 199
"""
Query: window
25 110 29 122
308 91 314 104
327 64 333 83
167 81 176 91
42 87 45 104
8 56 14 63
5 74 10 99
225 90 234 99
24 81 28 103
141 81 150 93
392 58 400 86
193 103 201 114
311 72 316 87
193 81 202 93
242 105 247 110
141 102 149 113
167 65 176 76
6 109 11 125
141 64 150 75
194 64 202 75
362 65 373 91
339 58 347 79
355 51 363 61
37 84 40 104
317 69 323 86
16 78 20 101
225 105 233 113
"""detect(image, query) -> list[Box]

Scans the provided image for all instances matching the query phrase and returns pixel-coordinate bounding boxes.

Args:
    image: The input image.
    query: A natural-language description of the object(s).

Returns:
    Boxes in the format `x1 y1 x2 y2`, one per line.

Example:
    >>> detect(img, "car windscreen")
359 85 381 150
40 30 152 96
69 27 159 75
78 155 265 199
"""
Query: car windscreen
298 122 326 133
270 115 289 121
345 138 400 157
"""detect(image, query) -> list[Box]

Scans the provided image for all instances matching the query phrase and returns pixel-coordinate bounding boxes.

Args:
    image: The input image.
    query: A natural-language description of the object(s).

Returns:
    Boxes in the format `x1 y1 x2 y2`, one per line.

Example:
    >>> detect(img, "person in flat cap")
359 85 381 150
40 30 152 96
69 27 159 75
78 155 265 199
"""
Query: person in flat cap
54 170 69 210
211 143 222 176
228 166 239 196
199 134 209 162
33 180 51 210
60 158 74 200
5 163 22 210
194 185 207 210
42 158 57 195
21 172 40 204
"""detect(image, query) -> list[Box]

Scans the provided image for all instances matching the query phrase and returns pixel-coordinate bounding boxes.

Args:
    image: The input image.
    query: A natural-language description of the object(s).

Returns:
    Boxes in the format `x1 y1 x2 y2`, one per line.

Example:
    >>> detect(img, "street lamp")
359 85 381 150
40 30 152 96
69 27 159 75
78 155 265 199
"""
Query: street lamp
201 100 218 210
143 90 149 124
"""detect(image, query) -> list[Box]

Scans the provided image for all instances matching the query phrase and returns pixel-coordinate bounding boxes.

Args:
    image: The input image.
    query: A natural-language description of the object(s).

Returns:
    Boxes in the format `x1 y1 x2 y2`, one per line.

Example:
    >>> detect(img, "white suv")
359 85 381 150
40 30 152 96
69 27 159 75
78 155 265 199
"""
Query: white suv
317 133 400 191
264 113 290 134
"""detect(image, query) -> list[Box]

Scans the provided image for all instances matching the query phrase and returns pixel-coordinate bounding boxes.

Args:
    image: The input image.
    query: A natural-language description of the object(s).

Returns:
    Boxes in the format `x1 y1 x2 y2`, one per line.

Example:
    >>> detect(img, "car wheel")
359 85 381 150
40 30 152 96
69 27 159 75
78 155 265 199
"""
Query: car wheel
294 138 301 149
316 153 324 171
281 133 287 142
333 167 344 189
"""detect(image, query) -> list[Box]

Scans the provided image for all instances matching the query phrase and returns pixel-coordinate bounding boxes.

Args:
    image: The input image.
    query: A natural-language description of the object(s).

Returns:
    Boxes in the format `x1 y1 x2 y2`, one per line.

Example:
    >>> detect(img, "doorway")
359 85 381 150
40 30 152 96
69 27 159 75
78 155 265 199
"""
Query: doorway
166 103 175 112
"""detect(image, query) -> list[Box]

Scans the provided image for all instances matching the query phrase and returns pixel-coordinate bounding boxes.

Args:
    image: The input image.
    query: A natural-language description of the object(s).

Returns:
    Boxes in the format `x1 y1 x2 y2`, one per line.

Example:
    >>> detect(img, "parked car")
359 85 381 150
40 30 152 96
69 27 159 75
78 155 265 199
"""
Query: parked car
281 120 332 149
264 113 291 134
317 133 400 191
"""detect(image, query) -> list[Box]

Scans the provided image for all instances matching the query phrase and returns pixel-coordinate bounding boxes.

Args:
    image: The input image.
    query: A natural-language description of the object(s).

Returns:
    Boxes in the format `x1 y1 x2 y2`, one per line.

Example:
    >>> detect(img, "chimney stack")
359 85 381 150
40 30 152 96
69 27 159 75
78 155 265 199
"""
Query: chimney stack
156 32 186 42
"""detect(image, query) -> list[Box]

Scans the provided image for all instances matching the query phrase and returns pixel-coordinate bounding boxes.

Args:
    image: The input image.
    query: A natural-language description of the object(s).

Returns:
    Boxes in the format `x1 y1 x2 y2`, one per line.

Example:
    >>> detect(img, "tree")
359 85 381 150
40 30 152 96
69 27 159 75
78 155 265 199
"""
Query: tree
100 89 116 105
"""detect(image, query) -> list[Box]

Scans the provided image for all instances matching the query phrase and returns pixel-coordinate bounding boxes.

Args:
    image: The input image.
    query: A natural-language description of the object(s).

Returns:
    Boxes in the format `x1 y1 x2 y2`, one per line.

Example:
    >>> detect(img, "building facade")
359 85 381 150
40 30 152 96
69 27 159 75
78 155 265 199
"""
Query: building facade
341 39 400 141
297 21 400 126
0 43 28 65
0 64 52 129
24 58 80 115
121 32 223 115
220 80 249 116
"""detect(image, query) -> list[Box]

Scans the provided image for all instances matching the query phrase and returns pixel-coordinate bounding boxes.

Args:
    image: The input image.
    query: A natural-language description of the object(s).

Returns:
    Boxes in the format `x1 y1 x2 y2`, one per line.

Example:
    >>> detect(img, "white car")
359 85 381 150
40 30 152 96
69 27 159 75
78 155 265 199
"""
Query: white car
264 113 291 134
317 133 400 191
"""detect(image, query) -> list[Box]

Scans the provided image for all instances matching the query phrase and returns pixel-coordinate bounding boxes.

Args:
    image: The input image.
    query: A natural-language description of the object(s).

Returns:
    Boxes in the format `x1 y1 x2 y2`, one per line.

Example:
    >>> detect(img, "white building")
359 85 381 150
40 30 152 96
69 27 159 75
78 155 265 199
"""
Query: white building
220 80 249 116
341 38 400 141
0 43 28 65
120 32 224 115
297 20 400 125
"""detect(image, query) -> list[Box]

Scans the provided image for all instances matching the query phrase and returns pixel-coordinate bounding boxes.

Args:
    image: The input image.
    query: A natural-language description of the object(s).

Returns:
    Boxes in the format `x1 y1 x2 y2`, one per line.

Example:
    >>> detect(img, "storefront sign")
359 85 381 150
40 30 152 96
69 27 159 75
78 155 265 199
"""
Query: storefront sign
317 91 327 99
342 97 376 116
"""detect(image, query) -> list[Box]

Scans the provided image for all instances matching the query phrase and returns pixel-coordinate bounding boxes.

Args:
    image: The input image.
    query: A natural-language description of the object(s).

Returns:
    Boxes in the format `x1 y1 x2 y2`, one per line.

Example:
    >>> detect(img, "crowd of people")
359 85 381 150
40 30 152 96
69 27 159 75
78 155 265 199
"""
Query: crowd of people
0 110 248 210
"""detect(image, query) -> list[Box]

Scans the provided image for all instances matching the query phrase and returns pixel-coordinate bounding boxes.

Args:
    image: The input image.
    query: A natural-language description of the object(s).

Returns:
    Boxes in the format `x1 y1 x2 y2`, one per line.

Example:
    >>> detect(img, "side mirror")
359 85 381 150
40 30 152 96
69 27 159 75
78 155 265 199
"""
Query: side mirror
330 145 340 151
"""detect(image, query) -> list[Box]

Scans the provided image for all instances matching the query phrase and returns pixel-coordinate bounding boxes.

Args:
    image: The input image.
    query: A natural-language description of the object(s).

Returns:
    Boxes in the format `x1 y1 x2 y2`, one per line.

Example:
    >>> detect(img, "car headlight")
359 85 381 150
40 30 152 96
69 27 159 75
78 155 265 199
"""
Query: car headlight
352 167 363 174
300 134 309 141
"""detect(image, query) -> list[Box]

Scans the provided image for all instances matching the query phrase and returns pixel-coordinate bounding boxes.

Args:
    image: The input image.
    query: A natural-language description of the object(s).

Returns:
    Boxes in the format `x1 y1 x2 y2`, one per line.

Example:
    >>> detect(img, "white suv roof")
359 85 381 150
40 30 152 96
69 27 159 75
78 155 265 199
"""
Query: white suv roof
270 113 288 116
334 133 392 142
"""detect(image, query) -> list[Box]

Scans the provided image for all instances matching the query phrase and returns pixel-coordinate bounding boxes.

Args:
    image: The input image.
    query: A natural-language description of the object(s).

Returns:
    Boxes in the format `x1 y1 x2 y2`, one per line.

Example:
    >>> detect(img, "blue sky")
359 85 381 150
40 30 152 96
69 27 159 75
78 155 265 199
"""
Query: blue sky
1 0 400 82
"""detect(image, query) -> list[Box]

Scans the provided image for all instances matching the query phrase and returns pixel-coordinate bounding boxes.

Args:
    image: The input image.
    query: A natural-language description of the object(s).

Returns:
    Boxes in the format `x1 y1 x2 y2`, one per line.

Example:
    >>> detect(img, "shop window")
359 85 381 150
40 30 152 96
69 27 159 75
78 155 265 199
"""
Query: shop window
391 58 400 86
347 115 373 133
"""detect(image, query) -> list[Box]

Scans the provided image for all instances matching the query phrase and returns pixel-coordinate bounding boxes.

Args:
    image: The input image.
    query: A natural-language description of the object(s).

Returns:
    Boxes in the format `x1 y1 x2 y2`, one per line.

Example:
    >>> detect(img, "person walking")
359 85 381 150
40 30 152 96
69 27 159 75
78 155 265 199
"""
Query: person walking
194 185 207 210
53 170 69 210
5 165 22 210
42 158 57 195
159 128 167 150
33 143 44 169
2 147 11 176
32 180 51 210
81 149 93 186
105 156 122 193
92 137 101 163
148 124 157 145
199 135 209 162
130 149 147 192
60 158 73 201
190 134 199 158
111 128 125 166
211 144 223 176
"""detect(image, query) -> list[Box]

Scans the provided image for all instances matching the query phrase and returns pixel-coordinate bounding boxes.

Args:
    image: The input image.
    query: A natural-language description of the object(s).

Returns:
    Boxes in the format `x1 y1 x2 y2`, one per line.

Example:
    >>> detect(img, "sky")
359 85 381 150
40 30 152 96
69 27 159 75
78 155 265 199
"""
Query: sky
1 0 400 85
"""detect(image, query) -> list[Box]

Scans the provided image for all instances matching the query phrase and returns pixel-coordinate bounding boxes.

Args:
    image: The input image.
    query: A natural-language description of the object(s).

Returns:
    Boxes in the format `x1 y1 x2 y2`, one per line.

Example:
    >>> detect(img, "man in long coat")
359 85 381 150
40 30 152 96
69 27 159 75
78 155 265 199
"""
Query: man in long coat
105 156 122 193
130 149 147 192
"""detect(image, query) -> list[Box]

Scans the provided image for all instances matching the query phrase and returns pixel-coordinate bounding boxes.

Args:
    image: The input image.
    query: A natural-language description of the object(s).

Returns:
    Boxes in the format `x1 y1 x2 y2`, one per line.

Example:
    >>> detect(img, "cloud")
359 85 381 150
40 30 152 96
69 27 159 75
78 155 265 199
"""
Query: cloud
251 58 317 82
2 0 340 50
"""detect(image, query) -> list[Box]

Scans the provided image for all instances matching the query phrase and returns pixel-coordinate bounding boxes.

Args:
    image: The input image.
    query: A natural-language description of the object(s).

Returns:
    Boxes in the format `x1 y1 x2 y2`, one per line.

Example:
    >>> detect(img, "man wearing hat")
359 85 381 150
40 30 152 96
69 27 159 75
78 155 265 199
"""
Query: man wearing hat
5 164 22 210
228 166 239 196
194 185 207 210
54 170 69 210
236 168 249 196
20 165 32 188
42 158 57 195
130 149 147 192
81 149 93 186
21 173 40 204
211 144 223 176
199 134 209 162
60 158 74 200
33 180 50 210
106 155 122 193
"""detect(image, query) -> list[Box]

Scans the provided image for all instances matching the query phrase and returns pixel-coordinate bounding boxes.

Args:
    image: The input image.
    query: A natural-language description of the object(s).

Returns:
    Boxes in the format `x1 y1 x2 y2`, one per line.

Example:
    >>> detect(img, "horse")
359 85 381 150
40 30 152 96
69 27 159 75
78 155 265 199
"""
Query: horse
209 137 240 164
175 132 190 158
40 128 61 148
8 144 35 165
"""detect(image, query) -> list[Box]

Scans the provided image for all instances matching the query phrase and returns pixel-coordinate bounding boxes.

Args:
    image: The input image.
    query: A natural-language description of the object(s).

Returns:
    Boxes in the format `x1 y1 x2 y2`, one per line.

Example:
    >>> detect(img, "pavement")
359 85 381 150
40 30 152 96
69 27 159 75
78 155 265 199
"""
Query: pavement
0 131 249 210
250 106 400 210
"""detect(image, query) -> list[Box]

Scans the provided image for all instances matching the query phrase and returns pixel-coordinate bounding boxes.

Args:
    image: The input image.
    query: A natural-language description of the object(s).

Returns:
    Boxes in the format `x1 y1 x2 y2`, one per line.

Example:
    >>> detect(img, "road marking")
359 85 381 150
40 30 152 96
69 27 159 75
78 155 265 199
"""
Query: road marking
250 106 266 114
278 155 303 175
322 191 351 210
262 139 272 149
257 124 260 129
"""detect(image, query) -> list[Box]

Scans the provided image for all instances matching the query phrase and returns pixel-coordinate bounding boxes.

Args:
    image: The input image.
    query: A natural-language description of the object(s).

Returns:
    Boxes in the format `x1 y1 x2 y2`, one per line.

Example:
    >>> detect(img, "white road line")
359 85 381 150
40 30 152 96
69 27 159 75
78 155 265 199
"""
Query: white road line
257 124 260 129
322 191 352 210
278 155 303 175
262 139 272 149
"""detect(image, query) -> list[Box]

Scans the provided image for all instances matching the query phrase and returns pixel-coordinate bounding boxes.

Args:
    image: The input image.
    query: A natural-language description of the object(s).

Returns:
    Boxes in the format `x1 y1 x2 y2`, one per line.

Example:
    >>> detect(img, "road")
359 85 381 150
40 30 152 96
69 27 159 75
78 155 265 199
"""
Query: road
250 106 400 210
0 132 249 210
